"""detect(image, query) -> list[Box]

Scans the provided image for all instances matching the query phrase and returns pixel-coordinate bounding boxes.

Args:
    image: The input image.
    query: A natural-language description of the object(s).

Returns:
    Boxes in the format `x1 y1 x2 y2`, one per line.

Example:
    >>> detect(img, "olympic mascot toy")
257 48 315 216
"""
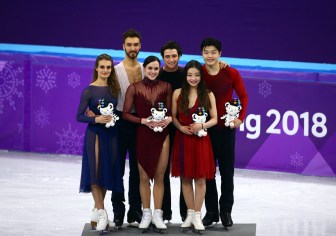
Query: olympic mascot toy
192 107 208 137
147 102 168 132
220 98 242 127
97 98 119 128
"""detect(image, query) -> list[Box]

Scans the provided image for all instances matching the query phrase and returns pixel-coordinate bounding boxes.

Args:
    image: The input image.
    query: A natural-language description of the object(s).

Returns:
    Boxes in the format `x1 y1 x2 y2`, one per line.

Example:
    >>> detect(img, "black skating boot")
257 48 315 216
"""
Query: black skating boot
220 212 233 229
127 209 142 224
202 211 219 227
113 211 125 228
162 210 172 221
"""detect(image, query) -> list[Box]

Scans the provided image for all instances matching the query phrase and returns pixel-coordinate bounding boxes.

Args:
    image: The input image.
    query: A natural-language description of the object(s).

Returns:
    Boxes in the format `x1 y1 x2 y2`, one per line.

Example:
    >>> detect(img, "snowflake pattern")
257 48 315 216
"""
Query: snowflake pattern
68 72 80 88
0 61 24 113
34 107 50 128
35 66 57 94
258 80 272 98
0 61 6 70
290 152 304 169
18 122 23 134
55 123 84 155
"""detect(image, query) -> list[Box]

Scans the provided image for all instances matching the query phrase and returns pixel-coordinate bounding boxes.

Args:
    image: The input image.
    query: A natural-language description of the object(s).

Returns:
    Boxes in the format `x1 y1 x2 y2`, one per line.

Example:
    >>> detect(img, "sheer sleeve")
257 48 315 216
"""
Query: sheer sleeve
76 87 95 123
123 84 141 123
165 83 172 116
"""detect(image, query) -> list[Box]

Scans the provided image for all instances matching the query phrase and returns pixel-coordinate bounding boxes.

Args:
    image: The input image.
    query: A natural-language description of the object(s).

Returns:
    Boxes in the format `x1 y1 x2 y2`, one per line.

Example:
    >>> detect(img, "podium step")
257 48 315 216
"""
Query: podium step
82 223 256 236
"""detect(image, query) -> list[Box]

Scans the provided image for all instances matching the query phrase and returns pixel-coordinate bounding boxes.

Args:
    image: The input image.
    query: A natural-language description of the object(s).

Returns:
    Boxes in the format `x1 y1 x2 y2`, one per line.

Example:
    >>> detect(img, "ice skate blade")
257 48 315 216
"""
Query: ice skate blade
127 222 139 228
140 227 150 234
180 227 192 233
204 222 217 228
109 225 121 232
221 222 233 231
192 228 204 235
98 229 108 235
152 227 167 234
98 224 109 235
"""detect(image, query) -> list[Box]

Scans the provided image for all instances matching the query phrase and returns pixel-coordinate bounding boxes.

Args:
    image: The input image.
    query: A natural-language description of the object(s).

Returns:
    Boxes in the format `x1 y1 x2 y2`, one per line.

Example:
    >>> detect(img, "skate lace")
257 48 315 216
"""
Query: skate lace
98 211 105 221
155 212 163 220
153 211 167 229
141 213 151 224
193 213 203 225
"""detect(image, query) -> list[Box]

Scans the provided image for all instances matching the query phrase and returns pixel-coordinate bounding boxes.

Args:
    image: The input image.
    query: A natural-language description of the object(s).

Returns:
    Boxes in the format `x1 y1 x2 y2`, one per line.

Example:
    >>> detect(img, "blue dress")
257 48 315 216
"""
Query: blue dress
76 85 123 193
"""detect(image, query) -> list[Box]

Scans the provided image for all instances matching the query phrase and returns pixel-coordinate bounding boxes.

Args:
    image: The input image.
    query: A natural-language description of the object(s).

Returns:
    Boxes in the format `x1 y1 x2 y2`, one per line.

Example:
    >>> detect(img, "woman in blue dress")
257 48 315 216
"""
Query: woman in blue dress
76 54 123 232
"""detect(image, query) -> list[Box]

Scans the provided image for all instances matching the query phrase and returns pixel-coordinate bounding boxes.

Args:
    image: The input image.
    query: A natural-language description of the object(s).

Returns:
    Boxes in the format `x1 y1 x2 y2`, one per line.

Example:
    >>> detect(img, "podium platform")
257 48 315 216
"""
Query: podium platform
82 223 256 236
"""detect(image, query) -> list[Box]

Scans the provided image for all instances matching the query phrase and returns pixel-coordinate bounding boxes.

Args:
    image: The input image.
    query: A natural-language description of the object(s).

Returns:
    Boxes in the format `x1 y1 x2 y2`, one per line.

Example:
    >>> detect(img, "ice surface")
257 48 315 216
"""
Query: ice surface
0 151 335 236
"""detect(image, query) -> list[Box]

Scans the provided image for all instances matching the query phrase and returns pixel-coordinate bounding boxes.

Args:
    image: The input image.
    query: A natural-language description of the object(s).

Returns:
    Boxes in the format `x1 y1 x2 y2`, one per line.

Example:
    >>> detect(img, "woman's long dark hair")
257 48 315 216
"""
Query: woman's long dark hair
179 60 211 114
91 54 120 97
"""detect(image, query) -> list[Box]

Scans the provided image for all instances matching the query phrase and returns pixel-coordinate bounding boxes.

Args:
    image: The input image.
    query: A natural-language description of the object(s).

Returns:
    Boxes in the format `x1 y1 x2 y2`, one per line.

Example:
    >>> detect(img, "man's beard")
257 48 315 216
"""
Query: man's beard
125 50 139 59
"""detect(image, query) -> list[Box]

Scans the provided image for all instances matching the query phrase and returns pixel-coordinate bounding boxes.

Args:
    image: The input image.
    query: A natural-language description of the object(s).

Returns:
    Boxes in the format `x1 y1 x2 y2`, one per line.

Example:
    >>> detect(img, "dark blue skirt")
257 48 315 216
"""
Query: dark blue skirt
79 123 124 193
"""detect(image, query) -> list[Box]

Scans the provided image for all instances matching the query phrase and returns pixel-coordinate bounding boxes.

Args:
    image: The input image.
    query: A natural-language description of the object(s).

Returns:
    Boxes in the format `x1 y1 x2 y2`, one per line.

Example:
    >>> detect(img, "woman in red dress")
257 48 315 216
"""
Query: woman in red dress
171 60 217 231
123 56 172 231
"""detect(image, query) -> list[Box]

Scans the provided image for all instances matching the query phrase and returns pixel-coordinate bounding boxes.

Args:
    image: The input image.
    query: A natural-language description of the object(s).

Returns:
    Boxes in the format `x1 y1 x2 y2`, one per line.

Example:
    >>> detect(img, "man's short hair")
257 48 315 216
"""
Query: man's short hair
200 38 221 52
123 29 141 43
160 41 182 58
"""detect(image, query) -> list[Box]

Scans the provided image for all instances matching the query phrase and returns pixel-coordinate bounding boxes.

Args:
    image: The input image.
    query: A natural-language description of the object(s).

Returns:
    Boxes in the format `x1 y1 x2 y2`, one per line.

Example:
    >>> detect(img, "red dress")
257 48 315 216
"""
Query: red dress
171 97 215 179
123 77 172 179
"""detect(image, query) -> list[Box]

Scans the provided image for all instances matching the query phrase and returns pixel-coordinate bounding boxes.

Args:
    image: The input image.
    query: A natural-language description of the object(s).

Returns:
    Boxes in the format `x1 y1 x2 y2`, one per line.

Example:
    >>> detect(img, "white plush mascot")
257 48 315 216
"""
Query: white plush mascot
97 98 119 128
147 102 168 132
220 98 242 127
192 107 208 137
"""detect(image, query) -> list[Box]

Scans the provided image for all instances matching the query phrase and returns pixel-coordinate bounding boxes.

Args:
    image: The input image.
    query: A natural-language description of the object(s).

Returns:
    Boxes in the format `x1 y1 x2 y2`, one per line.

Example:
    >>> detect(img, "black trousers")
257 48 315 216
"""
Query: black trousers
111 111 142 214
205 126 236 213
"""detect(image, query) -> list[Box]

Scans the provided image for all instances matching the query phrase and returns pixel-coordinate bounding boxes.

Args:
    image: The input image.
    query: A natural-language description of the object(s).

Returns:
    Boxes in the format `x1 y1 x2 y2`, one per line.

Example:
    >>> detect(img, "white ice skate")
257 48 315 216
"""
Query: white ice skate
192 211 205 233
152 209 167 233
91 208 116 231
107 220 118 231
90 208 98 230
96 209 109 234
139 208 152 233
181 209 194 230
